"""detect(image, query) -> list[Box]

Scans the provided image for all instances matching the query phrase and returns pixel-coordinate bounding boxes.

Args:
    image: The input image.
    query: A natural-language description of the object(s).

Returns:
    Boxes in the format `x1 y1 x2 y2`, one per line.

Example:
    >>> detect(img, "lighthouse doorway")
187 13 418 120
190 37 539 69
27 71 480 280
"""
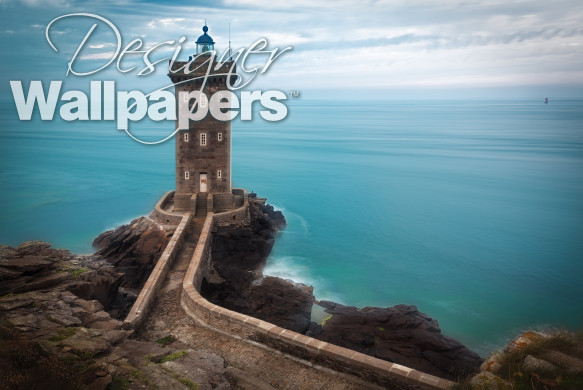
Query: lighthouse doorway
200 173 208 192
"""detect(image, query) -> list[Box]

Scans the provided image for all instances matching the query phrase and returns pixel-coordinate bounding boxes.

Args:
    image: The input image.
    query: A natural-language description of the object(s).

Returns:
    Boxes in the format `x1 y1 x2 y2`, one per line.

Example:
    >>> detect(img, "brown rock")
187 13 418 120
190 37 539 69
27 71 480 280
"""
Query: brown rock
0 255 55 273
85 374 112 390
0 235 232 390
522 355 556 373
203 199 314 333
469 371 508 389
312 302 483 380
506 331 545 353
93 217 170 290
0 295 34 311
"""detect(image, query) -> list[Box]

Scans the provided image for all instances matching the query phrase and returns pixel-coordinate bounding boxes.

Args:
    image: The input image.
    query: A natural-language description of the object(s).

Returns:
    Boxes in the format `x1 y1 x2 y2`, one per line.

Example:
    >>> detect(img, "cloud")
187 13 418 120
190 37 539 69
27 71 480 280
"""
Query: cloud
88 43 116 49
244 32 310 46
78 52 116 60
20 0 70 7
223 0 364 10
0 0 581 96
147 17 186 29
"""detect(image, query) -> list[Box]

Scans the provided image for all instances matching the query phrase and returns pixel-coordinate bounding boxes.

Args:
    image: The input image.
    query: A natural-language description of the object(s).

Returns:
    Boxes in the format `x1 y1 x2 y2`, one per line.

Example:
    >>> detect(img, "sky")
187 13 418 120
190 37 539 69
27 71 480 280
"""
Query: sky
1 0 582 99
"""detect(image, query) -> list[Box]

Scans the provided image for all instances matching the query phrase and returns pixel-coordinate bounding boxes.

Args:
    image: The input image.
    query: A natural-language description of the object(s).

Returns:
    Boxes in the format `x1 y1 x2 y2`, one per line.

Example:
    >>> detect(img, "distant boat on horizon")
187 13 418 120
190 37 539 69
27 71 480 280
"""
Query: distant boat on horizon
544 97 549 104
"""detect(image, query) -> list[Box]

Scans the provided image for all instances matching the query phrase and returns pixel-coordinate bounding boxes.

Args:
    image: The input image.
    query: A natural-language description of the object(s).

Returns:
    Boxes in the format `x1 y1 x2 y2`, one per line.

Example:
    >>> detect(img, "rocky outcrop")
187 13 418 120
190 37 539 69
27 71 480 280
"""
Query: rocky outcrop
466 330 583 389
203 198 483 380
0 241 122 311
0 241 230 389
211 198 285 272
1 196 486 386
93 216 171 291
0 316 231 390
203 199 316 333
92 217 172 318
308 301 483 380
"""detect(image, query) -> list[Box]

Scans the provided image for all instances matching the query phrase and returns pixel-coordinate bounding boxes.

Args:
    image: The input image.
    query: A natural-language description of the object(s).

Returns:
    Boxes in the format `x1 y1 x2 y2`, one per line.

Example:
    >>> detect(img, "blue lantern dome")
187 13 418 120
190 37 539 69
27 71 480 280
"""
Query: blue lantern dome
196 25 215 54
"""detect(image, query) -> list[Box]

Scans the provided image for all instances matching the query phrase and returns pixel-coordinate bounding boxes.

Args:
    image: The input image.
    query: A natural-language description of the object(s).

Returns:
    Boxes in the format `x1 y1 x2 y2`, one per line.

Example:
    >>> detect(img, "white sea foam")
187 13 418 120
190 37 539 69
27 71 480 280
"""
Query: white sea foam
264 255 313 285
269 203 286 213
263 255 345 304
283 209 310 236
268 204 309 236
295 214 310 236
103 214 142 232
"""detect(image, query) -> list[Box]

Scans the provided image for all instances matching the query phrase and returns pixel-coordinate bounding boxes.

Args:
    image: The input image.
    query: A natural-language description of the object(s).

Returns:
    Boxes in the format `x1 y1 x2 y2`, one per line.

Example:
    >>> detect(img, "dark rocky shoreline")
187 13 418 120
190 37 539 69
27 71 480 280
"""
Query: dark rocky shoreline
202 197 483 380
1 196 483 387
92 216 171 319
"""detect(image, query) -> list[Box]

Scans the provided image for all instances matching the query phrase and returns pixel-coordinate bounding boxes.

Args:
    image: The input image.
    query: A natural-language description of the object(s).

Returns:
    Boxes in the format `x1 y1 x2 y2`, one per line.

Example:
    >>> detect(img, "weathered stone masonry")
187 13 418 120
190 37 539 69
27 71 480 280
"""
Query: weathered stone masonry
126 188 454 389
133 23 456 389
123 189 250 330
179 205 455 390
169 55 237 212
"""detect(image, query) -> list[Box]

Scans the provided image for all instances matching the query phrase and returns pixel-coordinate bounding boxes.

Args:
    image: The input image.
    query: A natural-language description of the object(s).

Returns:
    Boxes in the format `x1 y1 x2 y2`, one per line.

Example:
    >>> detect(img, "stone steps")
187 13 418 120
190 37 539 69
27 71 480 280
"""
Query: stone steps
153 218 201 299
174 224 200 269
195 193 208 217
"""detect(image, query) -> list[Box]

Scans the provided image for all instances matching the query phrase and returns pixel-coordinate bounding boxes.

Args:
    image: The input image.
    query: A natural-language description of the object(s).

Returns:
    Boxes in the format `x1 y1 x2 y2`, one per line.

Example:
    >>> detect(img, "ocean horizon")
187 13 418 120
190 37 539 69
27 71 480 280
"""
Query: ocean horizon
1 97 582 357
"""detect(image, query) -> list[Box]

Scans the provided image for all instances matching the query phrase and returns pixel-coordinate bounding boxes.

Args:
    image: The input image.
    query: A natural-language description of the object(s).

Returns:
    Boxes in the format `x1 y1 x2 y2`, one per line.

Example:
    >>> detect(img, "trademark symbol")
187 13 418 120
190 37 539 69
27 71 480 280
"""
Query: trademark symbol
290 90 300 98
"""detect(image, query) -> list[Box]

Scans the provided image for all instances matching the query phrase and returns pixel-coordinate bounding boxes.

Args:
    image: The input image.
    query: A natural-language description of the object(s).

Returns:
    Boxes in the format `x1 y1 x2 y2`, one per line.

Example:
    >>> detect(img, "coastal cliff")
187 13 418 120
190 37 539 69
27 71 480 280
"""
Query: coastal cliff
203 198 315 333
1 197 484 387
92 216 171 319
0 241 232 389
203 197 482 381
308 301 482 380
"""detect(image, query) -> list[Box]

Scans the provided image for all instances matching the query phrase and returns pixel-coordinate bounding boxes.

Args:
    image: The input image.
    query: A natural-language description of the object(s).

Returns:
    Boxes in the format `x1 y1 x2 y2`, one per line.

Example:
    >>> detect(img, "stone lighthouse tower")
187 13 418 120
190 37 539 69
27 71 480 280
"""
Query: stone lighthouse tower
168 24 237 212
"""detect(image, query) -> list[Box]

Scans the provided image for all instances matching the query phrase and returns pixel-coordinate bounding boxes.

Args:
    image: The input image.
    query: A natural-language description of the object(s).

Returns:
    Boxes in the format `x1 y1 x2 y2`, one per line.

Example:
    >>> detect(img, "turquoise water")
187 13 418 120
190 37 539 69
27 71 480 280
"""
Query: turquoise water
1 98 582 356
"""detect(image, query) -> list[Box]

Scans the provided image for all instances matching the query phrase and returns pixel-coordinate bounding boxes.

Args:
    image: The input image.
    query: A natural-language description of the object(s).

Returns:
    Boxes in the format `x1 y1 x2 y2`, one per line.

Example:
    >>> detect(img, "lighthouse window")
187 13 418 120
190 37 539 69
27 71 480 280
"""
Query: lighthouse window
217 170 222 179
217 133 223 141
200 133 207 146
184 133 189 142
184 171 190 180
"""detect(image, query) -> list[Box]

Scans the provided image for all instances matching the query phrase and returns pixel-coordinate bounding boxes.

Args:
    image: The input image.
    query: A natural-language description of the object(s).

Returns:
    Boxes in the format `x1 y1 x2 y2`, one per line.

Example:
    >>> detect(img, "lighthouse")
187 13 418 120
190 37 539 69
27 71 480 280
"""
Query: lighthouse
168 24 237 213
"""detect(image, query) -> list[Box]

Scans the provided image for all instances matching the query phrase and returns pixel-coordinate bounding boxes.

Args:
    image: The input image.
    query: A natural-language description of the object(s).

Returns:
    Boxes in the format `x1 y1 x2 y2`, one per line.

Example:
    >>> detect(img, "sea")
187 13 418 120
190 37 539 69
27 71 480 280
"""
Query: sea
1 98 582 357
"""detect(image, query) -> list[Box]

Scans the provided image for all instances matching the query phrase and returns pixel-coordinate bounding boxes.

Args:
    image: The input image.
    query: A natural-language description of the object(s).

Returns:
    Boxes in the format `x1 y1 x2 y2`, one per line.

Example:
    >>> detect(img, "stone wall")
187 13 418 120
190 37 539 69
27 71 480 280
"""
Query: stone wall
125 190 248 330
149 191 184 225
213 192 234 212
133 190 454 389
232 188 246 208
212 202 250 227
124 212 192 329
180 209 454 390
173 193 191 212
174 80 232 196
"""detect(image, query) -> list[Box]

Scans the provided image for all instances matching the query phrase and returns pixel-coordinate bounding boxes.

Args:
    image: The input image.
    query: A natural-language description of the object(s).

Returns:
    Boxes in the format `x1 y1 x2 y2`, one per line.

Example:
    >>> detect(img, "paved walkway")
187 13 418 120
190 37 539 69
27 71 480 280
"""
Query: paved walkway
137 216 381 390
